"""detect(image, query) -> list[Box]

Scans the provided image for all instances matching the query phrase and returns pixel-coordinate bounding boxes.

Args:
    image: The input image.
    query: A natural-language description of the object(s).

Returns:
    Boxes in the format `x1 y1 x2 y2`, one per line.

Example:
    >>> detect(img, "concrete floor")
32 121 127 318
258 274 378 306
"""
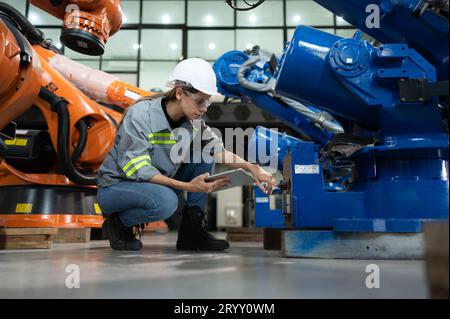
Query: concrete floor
0 232 429 299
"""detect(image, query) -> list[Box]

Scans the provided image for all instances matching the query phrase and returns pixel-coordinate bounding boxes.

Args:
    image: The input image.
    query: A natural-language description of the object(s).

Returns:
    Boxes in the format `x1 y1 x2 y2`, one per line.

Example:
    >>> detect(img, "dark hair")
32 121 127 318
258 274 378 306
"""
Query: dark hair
119 86 199 125
136 86 198 104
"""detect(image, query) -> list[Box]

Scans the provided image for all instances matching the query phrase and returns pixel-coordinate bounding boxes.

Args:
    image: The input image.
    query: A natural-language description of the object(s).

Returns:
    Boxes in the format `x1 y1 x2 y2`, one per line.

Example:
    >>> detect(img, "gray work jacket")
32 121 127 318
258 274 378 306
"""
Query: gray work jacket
97 97 224 187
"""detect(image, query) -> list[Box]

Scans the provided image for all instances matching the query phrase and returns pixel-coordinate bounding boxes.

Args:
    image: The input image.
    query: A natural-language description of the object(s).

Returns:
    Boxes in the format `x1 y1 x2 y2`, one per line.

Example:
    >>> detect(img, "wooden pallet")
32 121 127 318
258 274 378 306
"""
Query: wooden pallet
53 228 91 243
0 227 58 250
424 222 449 299
226 227 263 242
281 230 424 260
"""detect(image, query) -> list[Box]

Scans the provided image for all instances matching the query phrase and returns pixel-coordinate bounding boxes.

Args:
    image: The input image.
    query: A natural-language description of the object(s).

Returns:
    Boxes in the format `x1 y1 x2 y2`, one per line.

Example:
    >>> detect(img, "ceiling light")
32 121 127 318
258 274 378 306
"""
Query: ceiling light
28 12 39 23
204 14 214 24
293 15 302 23
161 14 171 24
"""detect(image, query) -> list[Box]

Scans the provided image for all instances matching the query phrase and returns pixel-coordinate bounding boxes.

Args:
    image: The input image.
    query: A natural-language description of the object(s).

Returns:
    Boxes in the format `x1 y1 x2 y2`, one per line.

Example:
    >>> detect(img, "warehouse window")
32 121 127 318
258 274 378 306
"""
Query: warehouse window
23 0 359 92
2 0 27 15
188 30 235 60
236 29 284 53
236 0 284 27
27 3 60 26
142 0 185 24
101 60 138 73
188 1 234 27
286 0 333 27
40 27 64 50
336 29 358 38
140 61 178 92
141 29 183 60
102 30 139 60
121 0 141 24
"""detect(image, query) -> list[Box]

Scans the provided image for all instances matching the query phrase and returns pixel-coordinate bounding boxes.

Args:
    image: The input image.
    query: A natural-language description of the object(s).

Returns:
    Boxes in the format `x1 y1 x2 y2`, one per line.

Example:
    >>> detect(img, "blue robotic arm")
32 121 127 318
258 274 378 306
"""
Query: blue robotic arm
214 0 448 233
315 0 449 82
213 49 343 146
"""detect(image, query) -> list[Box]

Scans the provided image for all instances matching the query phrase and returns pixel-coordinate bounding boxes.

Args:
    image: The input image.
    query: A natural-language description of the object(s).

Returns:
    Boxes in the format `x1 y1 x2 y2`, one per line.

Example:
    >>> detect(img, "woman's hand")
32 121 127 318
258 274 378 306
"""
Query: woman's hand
248 165 277 194
187 173 230 193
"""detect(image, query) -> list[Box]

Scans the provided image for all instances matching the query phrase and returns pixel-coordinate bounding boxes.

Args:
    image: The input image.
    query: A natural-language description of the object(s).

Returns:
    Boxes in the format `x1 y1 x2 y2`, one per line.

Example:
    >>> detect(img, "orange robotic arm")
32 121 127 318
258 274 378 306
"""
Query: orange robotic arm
0 16 41 138
0 2 171 231
29 0 123 56
35 46 154 109
0 3 118 185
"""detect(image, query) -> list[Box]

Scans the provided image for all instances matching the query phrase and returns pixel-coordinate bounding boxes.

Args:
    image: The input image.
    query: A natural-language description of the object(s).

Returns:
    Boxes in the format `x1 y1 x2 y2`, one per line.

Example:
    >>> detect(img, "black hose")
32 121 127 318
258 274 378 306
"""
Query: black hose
0 138 6 160
0 2 43 44
38 87 97 185
72 120 88 162
226 0 266 11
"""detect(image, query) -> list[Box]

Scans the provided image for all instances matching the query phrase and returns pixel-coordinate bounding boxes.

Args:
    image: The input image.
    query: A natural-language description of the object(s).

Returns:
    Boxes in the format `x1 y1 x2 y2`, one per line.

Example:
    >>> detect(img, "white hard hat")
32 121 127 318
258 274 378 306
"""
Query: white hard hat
167 58 219 96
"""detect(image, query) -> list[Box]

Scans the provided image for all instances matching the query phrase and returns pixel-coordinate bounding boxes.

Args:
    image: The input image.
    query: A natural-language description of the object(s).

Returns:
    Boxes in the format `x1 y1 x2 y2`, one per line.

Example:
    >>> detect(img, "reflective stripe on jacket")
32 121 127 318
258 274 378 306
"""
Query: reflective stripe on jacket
97 97 224 187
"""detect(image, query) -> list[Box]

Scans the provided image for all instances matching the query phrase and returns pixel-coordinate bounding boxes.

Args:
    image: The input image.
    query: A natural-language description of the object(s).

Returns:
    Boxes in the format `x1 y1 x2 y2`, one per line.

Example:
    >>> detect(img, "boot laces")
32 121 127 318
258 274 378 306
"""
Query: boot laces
193 209 208 232
132 223 146 240
200 214 208 230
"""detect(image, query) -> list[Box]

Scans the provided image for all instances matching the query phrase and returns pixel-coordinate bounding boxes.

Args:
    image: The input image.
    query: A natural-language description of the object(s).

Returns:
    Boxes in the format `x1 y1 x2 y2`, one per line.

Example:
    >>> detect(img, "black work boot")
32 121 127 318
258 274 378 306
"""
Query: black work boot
176 205 230 251
102 213 143 251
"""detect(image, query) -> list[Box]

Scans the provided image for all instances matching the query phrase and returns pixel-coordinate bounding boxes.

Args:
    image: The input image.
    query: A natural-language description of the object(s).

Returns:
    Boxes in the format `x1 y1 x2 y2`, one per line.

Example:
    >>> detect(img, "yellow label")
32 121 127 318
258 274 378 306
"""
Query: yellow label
15 138 28 146
15 203 32 213
94 203 102 215
4 138 28 146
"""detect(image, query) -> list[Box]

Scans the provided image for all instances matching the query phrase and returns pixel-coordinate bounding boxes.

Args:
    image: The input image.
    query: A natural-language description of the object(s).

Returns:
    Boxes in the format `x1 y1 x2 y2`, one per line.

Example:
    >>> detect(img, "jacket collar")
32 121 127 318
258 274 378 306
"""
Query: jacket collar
149 97 194 135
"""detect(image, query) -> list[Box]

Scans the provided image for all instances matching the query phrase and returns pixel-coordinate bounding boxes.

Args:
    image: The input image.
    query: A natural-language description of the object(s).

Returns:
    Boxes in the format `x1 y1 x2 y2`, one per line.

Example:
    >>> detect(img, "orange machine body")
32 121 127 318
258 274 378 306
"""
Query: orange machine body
0 2 156 229
0 42 119 227
29 0 123 55
0 19 41 131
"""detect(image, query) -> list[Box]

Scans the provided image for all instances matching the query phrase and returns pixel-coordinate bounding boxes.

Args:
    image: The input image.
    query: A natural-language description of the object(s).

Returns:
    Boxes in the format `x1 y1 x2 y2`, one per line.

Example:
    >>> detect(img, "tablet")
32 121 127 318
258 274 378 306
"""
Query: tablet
205 168 257 191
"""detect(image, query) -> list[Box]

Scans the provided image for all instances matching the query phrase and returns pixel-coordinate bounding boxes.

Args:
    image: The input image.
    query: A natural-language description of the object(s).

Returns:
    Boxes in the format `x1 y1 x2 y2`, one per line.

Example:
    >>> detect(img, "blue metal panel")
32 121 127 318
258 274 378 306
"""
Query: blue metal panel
286 141 448 232
250 132 448 232
253 187 285 228
248 126 303 171
274 27 377 126
213 51 334 145
314 0 449 82
275 26 439 129
288 141 365 229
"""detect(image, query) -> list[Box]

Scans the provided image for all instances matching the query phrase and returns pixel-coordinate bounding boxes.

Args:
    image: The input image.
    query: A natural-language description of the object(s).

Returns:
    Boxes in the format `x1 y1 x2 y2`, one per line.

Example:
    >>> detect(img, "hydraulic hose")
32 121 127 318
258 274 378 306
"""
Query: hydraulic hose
38 87 97 185
237 54 344 134
72 120 88 162
0 2 43 44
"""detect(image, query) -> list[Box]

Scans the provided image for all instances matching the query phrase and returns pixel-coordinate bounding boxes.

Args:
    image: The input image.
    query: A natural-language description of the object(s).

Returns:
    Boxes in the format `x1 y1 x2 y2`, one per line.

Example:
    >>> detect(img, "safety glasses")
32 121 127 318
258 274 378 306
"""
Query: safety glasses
183 90 212 109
